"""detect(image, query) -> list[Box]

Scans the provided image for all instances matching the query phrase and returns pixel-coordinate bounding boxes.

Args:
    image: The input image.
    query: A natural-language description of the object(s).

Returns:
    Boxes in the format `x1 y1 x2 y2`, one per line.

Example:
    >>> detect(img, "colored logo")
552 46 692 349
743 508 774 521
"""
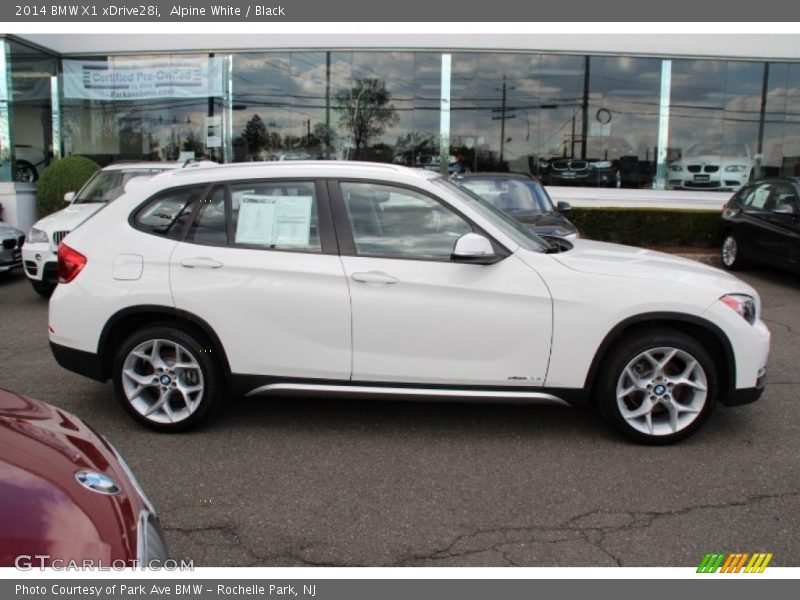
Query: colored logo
697 552 773 573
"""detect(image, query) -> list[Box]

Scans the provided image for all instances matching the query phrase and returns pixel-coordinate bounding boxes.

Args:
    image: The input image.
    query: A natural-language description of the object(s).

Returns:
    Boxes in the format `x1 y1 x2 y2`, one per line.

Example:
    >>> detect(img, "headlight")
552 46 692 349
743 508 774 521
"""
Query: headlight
669 164 684 172
593 161 613 169
26 228 48 244
720 294 756 324
724 165 748 172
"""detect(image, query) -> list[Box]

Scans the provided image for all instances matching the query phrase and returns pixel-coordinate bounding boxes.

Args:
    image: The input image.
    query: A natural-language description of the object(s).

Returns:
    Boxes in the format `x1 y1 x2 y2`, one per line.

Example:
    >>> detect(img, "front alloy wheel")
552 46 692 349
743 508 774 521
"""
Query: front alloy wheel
599 329 717 444
113 326 221 431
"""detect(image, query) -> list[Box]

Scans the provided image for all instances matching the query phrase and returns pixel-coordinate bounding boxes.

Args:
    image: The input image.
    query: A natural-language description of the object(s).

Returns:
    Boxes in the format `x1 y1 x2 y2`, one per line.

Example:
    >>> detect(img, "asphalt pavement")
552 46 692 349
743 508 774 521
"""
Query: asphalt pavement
0 266 797 567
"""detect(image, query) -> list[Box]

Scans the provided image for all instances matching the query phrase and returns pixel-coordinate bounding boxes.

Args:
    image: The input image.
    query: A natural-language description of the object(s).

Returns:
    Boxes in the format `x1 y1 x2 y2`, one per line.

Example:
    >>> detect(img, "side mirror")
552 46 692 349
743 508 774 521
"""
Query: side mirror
63 192 76 205
772 204 796 216
451 233 500 265
556 200 572 212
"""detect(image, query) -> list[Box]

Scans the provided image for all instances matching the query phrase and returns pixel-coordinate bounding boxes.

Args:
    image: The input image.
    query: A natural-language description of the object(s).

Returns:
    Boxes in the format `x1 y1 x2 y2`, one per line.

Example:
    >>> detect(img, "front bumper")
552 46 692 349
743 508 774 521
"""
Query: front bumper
22 245 57 282
722 368 767 407
0 245 22 273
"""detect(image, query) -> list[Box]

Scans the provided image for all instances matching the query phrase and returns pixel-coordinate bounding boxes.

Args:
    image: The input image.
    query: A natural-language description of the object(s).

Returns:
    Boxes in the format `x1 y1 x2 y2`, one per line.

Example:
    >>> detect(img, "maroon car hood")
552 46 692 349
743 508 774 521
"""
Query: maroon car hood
0 390 141 566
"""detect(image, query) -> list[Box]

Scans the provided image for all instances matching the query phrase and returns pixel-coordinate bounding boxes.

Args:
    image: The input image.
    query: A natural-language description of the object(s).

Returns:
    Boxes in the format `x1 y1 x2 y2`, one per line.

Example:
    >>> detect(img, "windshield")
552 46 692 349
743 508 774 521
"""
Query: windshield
433 178 550 253
458 177 554 215
685 143 749 159
74 168 170 204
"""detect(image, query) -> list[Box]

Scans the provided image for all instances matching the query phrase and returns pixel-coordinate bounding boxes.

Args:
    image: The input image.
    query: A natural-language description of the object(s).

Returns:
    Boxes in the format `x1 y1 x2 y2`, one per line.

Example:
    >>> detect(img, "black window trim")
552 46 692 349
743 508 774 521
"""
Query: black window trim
131 178 339 256
326 177 511 264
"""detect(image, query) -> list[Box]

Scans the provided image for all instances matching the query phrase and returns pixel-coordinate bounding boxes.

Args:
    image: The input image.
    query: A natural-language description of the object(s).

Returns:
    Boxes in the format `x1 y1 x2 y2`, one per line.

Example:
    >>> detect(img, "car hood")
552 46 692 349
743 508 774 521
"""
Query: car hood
681 154 752 165
0 221 23 237
542 239 751 293
0 389 142 565
514 212 576 235
32 203 105 234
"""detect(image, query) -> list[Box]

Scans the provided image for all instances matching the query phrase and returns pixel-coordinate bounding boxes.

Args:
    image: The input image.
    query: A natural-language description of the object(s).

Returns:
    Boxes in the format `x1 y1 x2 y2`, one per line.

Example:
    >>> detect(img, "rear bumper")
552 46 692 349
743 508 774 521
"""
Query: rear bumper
50 342 106 382
722 368 767 407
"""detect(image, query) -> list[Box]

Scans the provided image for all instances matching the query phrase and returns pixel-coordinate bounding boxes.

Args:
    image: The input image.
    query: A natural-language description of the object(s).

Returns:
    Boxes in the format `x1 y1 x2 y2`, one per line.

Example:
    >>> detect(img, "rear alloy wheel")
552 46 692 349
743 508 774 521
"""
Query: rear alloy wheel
598 329 717 444
721 232 745 270
113 326 221 432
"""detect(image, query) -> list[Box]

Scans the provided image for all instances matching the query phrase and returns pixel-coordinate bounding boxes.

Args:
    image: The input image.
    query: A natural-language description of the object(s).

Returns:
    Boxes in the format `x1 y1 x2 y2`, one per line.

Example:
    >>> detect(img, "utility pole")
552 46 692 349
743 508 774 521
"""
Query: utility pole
492 76 515 165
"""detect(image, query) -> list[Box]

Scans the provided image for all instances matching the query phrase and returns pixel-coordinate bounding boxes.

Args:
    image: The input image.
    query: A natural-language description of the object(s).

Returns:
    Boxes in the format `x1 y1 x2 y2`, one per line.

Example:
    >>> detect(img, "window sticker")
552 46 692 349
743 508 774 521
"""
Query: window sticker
235 195 313 247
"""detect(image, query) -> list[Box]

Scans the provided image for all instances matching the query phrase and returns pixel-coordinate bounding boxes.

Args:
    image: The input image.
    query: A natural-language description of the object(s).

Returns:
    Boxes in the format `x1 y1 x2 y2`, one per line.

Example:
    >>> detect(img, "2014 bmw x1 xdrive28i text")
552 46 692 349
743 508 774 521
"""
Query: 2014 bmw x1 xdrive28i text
48 163 770 443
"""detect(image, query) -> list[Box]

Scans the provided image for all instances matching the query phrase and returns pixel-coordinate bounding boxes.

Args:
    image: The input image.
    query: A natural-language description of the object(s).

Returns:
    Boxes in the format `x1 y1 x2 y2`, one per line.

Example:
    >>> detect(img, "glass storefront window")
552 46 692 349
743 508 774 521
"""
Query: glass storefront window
231 51 441 165
61 54 224 166
7 39 800 193
5 39 57 183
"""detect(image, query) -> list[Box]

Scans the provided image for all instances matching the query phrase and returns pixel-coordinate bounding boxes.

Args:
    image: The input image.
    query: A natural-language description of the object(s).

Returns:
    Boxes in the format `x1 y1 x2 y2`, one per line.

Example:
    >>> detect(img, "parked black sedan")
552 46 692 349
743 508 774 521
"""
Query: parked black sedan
720 177 800 271
453 172 579 239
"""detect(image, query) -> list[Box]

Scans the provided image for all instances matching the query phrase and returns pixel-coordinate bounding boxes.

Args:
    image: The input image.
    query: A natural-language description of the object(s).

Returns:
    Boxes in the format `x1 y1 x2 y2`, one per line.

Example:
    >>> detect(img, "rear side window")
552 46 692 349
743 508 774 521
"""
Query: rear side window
740 183 774 212
187 187 228 245
229 181 321 252
134 187 200 238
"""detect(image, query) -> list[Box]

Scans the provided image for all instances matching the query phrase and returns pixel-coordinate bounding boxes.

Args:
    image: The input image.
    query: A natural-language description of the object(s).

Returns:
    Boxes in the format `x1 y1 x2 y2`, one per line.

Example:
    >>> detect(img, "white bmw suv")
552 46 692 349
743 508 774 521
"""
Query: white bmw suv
48 162 770 443
23 162 182 297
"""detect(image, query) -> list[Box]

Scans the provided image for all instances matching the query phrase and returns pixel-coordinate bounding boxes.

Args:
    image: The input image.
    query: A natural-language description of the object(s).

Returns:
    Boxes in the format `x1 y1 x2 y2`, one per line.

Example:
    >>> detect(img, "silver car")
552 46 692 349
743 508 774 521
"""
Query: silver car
0 221 24 275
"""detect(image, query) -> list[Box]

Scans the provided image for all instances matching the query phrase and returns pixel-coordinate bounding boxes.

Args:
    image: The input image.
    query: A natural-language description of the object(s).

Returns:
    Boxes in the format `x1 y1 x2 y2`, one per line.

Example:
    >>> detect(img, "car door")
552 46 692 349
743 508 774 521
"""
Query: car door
330 180 552 387
735 182 776 262
169 180 352 381
760 181 800 268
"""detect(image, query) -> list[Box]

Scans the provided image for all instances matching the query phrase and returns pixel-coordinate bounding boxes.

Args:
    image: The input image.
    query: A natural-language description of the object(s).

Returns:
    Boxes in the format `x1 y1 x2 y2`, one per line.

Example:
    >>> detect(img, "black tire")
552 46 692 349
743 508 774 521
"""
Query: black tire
721 231 746 270
30 280 56 298
112 325 223 432
16 160 38 183
596 328 717 444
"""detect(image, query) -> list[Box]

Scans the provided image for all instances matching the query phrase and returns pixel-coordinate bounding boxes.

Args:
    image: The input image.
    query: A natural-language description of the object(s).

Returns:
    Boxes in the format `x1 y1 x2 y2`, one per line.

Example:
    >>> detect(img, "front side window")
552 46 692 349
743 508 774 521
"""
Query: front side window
340 182 472 260
230 181 321 252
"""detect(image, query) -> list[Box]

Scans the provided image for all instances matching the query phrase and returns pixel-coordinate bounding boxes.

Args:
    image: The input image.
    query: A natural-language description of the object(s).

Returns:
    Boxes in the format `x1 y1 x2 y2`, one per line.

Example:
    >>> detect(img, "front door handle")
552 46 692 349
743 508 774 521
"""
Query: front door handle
351 271 399 285
181 257 223 269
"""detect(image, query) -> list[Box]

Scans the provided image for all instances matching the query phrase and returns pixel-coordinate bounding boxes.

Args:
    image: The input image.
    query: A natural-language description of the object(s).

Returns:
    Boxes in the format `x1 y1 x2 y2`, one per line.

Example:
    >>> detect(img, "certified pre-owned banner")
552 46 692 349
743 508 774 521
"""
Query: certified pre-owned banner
63 57 225 101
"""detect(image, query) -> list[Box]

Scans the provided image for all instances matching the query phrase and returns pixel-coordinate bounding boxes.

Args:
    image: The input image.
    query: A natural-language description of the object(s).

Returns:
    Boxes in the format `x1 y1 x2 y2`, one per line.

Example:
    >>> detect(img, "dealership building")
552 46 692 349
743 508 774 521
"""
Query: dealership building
2 33 800 230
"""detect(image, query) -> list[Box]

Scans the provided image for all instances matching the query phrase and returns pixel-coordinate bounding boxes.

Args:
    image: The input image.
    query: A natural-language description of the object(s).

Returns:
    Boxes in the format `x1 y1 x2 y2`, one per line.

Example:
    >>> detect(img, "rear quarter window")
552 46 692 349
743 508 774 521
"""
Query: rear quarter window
133 187 201 238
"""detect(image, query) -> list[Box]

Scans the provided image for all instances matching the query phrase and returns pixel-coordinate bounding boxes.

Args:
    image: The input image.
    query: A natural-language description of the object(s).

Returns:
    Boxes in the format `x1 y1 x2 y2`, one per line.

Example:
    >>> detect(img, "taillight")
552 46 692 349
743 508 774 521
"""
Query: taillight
57 243 87 283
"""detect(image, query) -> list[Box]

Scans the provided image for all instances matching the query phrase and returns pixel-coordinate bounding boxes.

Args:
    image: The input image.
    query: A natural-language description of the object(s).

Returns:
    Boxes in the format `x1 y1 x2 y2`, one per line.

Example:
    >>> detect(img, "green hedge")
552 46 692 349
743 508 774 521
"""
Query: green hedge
568 207 721 248
37 156 101 217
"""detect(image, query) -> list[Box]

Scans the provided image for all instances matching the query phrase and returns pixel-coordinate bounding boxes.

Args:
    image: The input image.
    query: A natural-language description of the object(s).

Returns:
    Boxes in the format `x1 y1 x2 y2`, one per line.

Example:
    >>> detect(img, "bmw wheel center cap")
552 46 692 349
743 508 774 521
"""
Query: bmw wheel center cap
653 384 667 396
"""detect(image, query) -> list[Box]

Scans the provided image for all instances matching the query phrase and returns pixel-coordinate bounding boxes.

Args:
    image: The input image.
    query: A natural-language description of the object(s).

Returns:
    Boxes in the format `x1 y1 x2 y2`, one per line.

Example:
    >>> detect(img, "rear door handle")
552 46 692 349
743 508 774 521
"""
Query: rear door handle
351 271 399 285
181 257 223 269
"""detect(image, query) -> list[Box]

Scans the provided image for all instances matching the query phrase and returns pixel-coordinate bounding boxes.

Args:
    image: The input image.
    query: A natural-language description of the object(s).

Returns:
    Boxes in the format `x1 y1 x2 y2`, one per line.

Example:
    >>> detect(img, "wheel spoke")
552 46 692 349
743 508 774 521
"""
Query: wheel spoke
621 402 653 420
665 399 680 432
143 390 168 417
657 348 678 370
624 366 648 389
669 376 707 391
123 369 155 386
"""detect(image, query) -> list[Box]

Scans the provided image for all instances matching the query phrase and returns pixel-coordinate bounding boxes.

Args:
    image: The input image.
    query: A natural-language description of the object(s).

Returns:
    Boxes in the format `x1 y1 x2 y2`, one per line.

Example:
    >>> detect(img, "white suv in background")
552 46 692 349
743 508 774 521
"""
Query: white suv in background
22 162 182 296
48 162 769 443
